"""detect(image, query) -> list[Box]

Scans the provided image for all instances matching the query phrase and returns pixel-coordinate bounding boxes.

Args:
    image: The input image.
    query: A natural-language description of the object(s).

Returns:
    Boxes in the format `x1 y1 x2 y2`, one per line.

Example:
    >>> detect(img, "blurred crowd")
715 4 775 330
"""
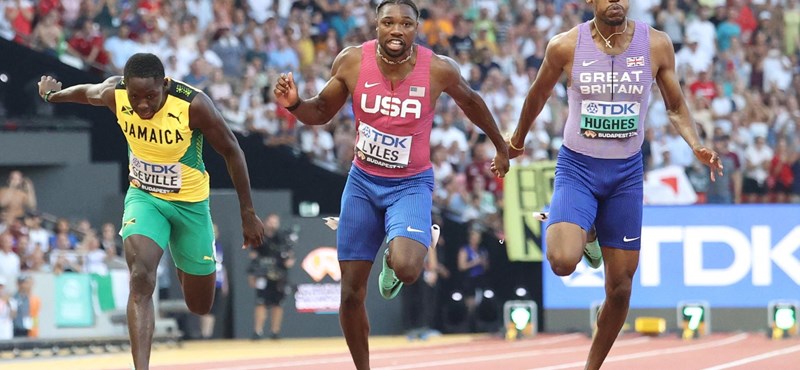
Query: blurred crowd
2 1 798 216
0 171 126 282
0 170 127 339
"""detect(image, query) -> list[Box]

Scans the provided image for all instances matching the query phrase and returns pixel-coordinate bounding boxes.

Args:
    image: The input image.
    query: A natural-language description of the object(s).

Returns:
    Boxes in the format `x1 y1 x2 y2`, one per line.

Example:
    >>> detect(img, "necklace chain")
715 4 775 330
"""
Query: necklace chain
593 19 628 48
377 44 414 65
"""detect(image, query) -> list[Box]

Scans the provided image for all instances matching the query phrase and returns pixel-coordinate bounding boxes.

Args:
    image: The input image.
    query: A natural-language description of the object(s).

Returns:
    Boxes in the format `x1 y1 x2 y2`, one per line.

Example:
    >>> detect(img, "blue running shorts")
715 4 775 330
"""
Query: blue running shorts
337 166 434 261
548 146 644 250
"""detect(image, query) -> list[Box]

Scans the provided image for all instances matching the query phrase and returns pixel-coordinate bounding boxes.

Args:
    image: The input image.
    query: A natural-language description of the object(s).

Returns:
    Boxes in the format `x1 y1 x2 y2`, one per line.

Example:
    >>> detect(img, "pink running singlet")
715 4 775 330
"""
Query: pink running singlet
352 40 435 178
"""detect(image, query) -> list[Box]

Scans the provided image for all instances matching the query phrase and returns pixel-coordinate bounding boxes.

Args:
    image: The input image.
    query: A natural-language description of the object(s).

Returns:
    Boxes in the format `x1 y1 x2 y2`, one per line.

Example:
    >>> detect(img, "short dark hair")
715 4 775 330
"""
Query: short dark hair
376 0 419 19
123 53 165 82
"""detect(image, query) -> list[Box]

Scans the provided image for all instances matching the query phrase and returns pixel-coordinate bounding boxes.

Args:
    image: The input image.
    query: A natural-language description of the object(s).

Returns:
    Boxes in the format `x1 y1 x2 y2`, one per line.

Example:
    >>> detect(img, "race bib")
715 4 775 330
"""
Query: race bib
355 122 412 169
128 154 182 193
580 100 640 139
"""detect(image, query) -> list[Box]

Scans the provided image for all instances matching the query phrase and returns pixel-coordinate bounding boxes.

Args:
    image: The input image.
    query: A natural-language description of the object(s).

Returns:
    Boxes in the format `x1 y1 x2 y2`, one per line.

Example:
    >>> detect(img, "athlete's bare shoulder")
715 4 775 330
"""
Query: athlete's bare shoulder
429 53 463 94
551 27 579 47
106 75 123 86
647 26 673 48
102 76 123 94
335 45 362 63
647 27 675 67
431 53 460 80
98 76 122 109
330 45 363 92
546 27 579 61
331 45 362 77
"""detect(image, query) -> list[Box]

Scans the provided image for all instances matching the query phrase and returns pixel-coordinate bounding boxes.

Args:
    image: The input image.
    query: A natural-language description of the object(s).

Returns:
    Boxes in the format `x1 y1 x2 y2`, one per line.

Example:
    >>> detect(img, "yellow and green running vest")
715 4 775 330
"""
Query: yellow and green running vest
114 78 209 202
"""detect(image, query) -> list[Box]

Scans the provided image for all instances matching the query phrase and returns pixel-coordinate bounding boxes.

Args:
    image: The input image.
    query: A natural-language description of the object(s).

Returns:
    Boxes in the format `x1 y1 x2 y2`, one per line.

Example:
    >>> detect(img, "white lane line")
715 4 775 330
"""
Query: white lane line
529 333 749 370
207 356 352 370
506 333 586 348
367 336 649 370
701 344 800 370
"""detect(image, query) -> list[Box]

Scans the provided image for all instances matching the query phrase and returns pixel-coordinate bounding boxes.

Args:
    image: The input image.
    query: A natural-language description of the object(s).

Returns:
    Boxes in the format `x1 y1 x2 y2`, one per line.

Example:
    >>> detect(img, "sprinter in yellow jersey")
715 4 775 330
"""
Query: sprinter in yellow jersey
37 53 265 370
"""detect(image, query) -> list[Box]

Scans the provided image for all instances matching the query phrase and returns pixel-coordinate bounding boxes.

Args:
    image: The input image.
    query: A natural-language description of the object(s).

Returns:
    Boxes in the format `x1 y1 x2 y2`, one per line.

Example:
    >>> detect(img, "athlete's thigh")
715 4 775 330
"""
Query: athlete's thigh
548 154 597 234
337 177 385 262
339 260 373 298
385 180 433 250
167 199 216 276
596 172 643 250
121 188 171 249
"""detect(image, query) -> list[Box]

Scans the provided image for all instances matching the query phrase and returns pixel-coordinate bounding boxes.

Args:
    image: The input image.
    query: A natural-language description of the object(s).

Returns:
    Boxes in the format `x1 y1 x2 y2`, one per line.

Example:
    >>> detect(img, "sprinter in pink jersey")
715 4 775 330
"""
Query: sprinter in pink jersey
504 1 723 369
273 0 509 368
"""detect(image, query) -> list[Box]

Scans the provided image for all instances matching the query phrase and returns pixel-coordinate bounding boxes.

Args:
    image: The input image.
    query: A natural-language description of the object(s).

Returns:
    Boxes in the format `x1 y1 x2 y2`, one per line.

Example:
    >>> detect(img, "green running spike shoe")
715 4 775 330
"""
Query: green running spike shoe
583 238 602 269
378 249 403 299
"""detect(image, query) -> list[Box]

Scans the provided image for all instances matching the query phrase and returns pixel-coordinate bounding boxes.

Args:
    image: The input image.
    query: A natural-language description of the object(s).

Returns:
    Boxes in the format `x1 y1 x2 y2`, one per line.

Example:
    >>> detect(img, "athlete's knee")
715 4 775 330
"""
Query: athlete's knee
546 248 579 276
387 244 425 283
549 262 577 276
340 283 366 308
391 256 422 284
129 265 157 298
545 229 583 276
606 280 633 305
124 236 162 299
186 300 213 316
394 266 421 284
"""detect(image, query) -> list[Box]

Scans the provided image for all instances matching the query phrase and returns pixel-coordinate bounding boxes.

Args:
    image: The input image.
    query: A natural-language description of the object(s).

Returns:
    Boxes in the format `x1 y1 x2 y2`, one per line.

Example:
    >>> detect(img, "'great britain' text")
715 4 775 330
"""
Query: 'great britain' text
578 71 645 95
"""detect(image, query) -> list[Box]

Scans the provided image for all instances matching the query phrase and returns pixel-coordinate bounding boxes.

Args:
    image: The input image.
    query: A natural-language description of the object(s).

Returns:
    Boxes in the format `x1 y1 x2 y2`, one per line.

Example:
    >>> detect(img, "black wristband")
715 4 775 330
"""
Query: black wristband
43 90 56 102
285 99 302 112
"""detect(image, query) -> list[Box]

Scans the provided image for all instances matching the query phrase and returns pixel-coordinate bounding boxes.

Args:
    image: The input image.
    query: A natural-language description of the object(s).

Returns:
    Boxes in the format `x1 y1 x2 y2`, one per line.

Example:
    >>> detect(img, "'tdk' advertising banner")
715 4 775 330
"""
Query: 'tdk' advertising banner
544 205 800 309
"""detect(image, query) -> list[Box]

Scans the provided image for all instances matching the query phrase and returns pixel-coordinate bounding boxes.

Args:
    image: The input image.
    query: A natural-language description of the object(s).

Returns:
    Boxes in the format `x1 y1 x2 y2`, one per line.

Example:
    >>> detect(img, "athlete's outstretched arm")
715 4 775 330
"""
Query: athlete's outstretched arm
189 93 264 247
436 56 509 177
652 31 701 150
652 30 723 181
37 75 118 110
273 47 355 125
509 32 571 158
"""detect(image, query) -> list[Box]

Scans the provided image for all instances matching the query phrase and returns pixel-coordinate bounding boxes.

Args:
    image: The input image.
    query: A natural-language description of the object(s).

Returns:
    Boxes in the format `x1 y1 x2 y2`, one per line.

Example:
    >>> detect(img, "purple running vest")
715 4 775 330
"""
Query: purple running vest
564 20 654 159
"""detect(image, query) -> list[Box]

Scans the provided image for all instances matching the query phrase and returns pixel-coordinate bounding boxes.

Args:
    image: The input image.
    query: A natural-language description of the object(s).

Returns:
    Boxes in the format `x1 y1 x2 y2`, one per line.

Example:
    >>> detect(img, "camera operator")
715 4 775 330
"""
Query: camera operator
247 213 295 340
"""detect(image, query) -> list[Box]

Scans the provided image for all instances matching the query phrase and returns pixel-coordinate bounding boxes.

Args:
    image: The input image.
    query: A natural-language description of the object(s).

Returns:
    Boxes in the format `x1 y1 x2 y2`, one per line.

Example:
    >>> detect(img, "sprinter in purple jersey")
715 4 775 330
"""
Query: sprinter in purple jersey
505 1 723 368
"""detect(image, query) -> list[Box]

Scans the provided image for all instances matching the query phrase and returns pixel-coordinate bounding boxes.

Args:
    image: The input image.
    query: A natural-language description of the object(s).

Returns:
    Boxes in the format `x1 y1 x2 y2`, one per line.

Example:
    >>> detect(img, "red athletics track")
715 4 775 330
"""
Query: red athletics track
102 332 800 370
5 333 798 369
